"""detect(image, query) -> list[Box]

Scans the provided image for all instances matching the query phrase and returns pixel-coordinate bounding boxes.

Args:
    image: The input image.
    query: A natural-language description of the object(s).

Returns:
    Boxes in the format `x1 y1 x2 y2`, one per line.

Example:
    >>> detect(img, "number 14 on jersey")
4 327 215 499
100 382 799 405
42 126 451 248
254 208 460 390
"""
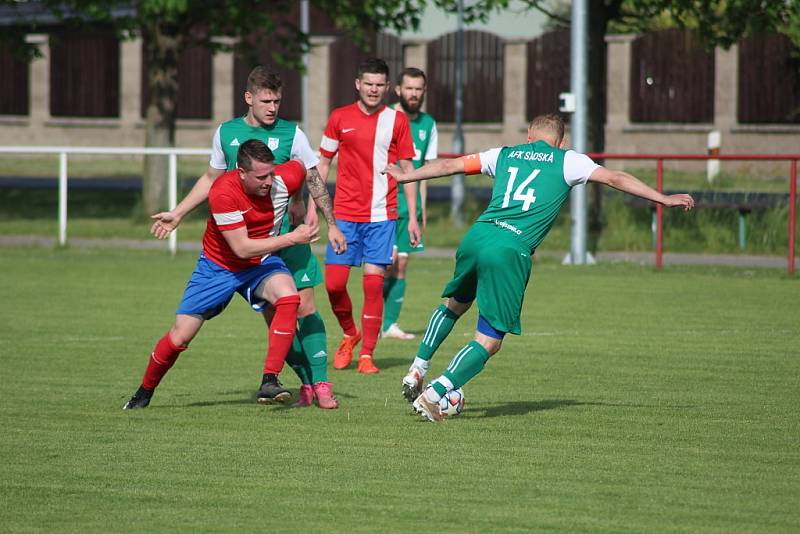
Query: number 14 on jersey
502 167 540 211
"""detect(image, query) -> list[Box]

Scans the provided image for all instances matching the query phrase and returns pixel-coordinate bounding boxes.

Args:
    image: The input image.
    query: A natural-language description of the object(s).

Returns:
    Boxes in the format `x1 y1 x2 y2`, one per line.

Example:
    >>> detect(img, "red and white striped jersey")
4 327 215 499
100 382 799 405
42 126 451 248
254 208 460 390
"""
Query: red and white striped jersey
202 160 305 272
319 102 415 222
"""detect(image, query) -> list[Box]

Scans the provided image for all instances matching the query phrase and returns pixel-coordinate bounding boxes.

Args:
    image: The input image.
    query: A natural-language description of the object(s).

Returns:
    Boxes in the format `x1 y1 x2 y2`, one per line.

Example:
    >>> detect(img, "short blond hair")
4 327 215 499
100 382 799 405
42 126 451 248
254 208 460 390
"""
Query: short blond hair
528 113 565 146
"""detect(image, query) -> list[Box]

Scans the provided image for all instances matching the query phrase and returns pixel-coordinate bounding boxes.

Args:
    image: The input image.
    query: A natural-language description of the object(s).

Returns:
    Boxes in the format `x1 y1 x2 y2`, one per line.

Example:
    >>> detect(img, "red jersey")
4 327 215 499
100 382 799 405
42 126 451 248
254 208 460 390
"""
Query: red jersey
202 160 305 271
319 102 415 222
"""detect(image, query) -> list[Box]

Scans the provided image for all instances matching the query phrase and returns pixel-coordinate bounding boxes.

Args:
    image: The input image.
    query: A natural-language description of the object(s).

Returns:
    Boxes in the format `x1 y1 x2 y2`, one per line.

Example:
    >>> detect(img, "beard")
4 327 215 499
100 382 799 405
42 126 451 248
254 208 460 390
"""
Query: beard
399 94 424 114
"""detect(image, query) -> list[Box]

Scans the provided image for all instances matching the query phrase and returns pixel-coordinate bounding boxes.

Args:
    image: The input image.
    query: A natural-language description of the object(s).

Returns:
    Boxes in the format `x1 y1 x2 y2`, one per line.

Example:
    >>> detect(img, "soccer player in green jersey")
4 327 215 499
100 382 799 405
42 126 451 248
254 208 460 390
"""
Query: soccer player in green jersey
381 67 439 341
386 113 695 422
150 67 346 409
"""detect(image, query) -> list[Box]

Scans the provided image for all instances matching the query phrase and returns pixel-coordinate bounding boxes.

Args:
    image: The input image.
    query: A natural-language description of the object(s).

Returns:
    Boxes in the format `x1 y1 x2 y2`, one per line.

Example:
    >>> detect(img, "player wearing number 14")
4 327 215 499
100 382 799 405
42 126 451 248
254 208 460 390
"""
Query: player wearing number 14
387 113 695 422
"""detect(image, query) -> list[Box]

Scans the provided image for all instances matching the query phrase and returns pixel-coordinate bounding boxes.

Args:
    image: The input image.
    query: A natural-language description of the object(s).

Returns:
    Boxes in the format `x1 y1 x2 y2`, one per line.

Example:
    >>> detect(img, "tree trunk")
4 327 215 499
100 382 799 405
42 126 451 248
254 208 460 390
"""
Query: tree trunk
141 22 182 217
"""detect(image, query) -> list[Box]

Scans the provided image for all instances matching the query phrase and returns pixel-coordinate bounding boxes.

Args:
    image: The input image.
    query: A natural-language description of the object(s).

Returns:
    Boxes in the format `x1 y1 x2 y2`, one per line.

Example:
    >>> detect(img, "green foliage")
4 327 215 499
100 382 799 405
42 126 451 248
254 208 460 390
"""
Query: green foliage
0 248 798 530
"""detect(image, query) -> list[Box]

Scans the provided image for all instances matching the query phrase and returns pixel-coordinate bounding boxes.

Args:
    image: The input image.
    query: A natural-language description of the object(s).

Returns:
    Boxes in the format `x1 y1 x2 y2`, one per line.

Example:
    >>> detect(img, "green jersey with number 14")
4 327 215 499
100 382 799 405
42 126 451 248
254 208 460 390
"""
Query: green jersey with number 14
473 140 599 253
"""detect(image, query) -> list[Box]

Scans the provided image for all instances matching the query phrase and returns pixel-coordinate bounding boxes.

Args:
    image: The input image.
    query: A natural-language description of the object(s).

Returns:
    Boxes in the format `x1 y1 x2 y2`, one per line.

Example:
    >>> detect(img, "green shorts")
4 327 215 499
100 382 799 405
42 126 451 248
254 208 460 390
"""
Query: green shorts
441 223 532 335
394 215 425 255
279 242 322 290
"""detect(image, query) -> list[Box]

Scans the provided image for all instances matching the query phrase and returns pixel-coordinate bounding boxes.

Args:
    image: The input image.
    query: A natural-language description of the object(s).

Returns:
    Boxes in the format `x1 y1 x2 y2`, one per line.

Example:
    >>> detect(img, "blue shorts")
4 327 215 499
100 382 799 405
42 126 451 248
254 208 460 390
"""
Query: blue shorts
325 219 396 267
176 254 292 320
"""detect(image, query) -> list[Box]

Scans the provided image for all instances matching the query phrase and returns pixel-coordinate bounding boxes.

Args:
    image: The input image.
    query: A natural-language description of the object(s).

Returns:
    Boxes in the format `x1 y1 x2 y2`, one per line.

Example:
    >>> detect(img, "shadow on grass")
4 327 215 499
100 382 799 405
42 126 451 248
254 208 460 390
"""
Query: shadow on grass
469 399 694 418
179 387 360 408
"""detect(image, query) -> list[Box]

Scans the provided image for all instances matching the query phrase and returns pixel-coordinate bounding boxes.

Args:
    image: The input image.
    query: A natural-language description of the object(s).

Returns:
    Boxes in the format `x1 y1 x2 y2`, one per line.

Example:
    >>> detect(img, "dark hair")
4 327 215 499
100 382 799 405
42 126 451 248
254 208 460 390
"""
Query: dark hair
528 113 566 146
246 66 282 93
397 67 426 86
357 57 390 80
237 139 275 170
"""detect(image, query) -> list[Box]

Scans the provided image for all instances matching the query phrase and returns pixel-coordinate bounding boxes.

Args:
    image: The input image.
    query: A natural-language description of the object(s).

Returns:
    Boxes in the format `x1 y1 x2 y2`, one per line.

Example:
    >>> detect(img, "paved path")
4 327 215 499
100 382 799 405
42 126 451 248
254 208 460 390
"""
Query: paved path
1 234 793 270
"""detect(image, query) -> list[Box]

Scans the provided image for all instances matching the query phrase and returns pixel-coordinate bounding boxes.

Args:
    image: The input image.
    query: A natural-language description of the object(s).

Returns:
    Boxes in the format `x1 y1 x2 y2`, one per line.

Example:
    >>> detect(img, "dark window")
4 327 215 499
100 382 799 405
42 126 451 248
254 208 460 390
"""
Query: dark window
738 33 800 124
141 42 212 119
630 29 714 123
0 45 29 115
526 29 570 121
426 30 504 122
50 31 119 117
328 32 403 110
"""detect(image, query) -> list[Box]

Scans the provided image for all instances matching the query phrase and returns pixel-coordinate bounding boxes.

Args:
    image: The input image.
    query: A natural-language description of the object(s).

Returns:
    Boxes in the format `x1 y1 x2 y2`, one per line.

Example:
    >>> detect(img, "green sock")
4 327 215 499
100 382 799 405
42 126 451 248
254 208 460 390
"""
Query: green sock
440 341 491 391
298 312 328 384
382 277 406 331
285 337 312 385
417 304 460 361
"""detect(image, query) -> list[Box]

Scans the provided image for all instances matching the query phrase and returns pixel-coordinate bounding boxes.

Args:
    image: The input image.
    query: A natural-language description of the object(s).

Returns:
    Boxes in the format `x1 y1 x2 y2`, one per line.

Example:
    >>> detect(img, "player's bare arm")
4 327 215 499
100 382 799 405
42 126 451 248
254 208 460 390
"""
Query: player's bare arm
588 167 695 211
151 166 225 239
385 156 465 183
306 166 347 254
222 222 320 259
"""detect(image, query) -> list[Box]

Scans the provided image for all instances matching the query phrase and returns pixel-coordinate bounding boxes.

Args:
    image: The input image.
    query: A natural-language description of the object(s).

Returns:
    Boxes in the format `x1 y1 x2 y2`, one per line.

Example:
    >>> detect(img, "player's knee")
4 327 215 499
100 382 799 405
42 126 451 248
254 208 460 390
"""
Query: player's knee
297 288 316 316
447 295 474 316
475 315 505 355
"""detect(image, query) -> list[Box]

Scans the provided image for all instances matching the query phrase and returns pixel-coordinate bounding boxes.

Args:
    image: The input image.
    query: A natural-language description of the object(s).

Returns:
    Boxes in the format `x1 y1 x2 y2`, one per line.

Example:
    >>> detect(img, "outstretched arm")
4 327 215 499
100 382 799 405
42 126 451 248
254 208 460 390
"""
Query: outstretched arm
385 157 466 184
588 168 695 210
151 166 225 239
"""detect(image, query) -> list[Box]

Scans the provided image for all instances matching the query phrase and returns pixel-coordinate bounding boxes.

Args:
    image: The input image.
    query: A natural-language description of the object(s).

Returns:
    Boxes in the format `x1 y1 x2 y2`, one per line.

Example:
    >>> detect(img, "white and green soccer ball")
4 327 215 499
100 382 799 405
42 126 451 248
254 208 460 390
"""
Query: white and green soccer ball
439 388 465 417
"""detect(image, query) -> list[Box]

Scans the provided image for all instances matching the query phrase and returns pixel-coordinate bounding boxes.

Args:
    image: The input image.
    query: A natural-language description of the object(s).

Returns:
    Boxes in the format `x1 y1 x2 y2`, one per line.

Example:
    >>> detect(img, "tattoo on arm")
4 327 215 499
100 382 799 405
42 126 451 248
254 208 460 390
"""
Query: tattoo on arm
306 168 336 225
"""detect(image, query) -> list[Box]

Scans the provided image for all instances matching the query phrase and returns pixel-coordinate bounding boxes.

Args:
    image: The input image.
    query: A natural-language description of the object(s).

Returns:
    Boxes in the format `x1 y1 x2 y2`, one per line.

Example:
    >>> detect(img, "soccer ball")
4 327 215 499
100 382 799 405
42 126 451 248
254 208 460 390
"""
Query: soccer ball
439 388 465 417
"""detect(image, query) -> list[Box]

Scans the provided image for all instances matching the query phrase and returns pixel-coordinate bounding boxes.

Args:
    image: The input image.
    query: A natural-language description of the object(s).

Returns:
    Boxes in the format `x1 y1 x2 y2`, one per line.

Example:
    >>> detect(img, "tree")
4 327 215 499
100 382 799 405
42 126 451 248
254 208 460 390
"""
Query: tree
0 0 431 215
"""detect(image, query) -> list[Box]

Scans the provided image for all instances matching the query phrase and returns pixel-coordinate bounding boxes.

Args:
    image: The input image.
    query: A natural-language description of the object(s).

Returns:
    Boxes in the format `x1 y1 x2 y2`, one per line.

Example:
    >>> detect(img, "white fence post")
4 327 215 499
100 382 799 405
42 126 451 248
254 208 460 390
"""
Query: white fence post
58 151 67 246
0 146 210 254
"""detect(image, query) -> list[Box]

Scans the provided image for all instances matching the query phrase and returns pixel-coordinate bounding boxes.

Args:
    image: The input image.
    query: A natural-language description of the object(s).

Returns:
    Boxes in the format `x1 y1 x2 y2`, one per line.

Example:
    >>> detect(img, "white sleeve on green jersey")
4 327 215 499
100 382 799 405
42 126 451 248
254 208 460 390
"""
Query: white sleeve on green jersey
209 125 228 170
564 150 600 186
291 127 320 169
425 122 439 160
478 148 503 177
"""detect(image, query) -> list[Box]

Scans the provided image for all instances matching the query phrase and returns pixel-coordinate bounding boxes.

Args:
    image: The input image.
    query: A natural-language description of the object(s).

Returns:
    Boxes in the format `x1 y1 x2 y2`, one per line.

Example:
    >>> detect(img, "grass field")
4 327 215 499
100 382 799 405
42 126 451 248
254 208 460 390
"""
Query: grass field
1 247 798 532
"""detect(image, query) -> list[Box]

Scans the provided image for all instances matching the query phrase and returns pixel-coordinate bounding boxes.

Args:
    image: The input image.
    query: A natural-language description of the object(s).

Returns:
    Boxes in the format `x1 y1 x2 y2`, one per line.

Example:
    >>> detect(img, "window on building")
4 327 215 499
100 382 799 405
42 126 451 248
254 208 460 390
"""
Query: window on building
50 31 119 117
738 33 800 124
426 30 504 123
630 29 714 123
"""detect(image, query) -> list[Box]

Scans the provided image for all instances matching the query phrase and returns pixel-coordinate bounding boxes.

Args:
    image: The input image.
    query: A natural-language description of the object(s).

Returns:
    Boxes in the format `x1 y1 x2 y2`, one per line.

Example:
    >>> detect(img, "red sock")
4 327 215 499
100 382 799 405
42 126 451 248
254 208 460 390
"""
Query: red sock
360 273 385 356
263 294 300 375
142 332 188 390
325 264 357 336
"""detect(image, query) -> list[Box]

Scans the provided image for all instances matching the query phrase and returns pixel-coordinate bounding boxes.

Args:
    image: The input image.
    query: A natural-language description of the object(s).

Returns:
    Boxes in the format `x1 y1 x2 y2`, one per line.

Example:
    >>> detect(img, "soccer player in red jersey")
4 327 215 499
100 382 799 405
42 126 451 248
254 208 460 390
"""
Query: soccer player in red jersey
123 140 327 409
317 57 419 374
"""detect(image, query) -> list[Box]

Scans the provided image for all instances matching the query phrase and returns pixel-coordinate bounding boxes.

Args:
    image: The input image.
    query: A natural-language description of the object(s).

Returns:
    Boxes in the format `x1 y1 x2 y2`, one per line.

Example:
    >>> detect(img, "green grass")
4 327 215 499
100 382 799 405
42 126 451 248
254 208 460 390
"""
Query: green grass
0 247 798 531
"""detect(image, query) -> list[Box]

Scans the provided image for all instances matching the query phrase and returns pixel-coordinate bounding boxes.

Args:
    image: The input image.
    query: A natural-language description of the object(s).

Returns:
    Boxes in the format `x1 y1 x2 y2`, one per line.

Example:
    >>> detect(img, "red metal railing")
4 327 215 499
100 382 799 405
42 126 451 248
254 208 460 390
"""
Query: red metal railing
440 152 799 275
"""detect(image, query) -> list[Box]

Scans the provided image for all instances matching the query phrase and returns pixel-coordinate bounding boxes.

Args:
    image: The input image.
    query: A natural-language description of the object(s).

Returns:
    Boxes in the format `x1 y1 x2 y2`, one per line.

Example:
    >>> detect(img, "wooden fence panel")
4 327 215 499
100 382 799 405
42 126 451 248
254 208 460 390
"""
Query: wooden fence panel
630 29 714 123
738 33 800 124
141 41 212 120
50 32 119 117
526 29 570 121
426 30 504 122
328 32 402 111
232 36 302 121
0 45 28 115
